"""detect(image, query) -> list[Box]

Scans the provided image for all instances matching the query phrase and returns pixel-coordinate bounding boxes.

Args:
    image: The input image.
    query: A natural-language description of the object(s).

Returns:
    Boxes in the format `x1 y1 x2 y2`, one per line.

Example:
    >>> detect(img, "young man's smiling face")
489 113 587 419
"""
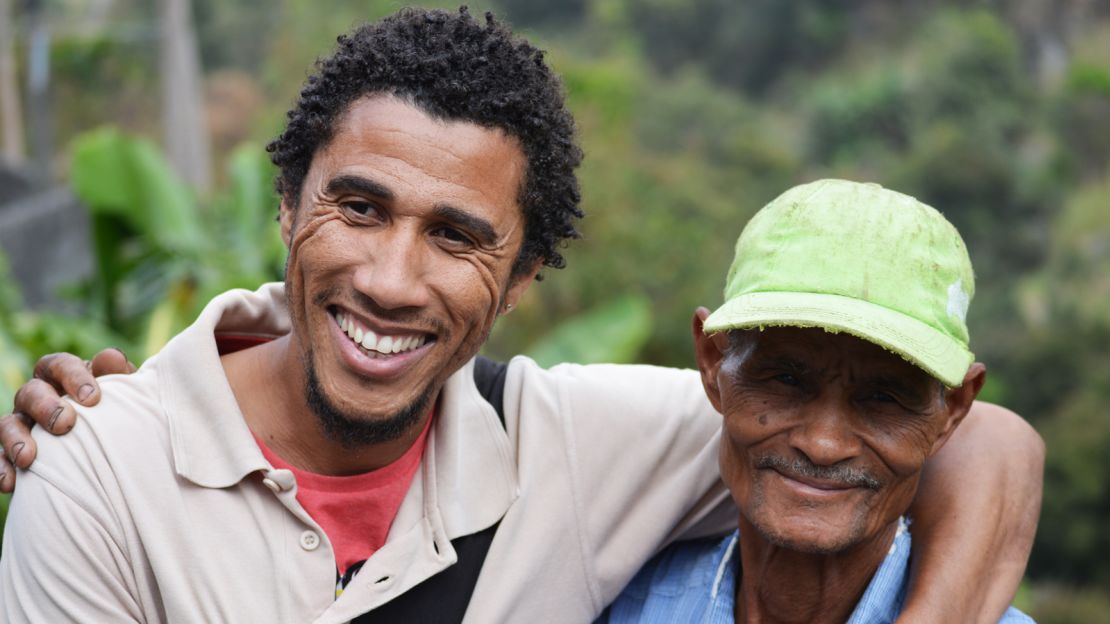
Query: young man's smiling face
694 324 983 554
279 95 535 445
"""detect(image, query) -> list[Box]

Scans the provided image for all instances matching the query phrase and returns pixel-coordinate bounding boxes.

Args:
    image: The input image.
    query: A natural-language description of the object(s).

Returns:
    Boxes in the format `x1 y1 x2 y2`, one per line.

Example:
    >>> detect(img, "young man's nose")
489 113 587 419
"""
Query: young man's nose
352 230 433 311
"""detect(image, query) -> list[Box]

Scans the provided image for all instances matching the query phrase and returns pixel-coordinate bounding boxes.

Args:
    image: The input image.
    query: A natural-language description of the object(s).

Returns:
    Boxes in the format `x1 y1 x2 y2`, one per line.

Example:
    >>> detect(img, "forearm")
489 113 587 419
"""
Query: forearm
899 401 1044 623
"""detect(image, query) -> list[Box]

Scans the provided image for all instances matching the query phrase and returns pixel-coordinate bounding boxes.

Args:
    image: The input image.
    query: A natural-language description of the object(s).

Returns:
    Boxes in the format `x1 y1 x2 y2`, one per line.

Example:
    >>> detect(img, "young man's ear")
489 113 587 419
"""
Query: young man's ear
501 260 542 315
692 307 729 413
929 362 988 456
279 198 296 247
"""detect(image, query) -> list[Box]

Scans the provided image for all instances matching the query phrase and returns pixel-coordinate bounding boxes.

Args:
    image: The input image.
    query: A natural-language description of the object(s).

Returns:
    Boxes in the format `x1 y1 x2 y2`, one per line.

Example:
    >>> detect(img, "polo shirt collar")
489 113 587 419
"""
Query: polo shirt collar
427 356 519 538
158 283 289 488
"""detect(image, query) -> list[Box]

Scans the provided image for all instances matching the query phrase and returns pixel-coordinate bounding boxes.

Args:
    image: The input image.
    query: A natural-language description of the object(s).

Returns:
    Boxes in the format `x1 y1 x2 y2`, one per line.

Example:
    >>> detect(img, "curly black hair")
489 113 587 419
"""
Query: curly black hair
266 7 583 278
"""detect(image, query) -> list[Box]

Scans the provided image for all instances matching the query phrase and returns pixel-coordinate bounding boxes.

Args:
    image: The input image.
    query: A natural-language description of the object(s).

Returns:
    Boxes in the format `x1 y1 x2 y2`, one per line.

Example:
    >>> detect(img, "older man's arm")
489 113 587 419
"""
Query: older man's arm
0 349 134 491
901 401 1044 624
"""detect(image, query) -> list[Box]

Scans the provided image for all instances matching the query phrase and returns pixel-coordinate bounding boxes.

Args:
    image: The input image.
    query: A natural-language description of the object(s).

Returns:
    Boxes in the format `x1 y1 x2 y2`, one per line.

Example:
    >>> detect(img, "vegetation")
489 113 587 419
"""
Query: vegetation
1 1 1108 620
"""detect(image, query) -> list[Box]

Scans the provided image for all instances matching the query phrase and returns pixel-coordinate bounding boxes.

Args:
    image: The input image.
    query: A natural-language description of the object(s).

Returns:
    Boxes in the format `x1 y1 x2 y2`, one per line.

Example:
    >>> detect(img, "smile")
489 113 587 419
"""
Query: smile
332 310 429 357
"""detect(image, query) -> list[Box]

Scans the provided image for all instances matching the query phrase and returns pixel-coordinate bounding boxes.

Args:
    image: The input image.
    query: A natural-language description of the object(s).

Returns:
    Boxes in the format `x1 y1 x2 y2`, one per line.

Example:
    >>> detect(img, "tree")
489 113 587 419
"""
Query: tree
0 0 23 165
159 0 211 193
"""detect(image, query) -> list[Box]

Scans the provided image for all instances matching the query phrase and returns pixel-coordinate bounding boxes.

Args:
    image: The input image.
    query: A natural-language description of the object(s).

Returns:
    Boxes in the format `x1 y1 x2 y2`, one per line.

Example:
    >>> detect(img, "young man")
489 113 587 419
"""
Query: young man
1 9 1042 623
602 180 1034 622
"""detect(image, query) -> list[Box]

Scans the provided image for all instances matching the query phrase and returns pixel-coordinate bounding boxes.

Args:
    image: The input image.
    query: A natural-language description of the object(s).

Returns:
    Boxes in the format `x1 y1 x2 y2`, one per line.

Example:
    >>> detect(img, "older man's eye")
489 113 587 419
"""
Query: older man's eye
773 373 801 386
866 391 897 403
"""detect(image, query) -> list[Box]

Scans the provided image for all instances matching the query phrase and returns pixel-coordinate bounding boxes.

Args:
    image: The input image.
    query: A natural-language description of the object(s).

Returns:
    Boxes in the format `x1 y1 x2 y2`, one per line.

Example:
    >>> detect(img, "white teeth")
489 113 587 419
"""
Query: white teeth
377 336 393 353
361 330 378 351
334 310 426 356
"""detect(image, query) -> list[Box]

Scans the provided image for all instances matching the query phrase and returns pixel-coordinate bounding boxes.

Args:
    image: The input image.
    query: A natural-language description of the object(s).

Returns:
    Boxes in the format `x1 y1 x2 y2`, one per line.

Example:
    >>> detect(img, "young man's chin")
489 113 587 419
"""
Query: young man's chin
305 361 434 448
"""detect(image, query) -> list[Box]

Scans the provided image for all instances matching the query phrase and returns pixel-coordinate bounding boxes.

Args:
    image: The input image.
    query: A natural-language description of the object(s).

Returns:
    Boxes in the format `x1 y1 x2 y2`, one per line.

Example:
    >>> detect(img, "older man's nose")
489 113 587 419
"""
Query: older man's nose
787 403 863 467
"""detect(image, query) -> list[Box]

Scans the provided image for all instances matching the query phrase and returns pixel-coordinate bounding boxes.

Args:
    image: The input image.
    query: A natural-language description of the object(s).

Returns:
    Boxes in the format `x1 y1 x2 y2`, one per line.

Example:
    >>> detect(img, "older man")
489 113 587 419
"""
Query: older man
602 179 1033 622
1 9 1040 624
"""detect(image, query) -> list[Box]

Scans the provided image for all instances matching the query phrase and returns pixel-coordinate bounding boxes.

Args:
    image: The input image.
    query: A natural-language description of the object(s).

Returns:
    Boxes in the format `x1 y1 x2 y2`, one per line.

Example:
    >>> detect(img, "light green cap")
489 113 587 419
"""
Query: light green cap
703 179 975 387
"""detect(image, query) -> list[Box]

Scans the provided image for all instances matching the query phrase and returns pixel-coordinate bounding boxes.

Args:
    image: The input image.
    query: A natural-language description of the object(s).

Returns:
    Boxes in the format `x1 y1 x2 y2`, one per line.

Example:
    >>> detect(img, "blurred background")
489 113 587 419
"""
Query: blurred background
0 0 1107 619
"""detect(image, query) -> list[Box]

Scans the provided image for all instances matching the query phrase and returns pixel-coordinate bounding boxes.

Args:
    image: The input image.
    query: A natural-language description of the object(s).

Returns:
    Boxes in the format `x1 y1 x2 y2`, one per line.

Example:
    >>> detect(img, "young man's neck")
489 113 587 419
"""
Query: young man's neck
734 517 898 624
221 335 433 475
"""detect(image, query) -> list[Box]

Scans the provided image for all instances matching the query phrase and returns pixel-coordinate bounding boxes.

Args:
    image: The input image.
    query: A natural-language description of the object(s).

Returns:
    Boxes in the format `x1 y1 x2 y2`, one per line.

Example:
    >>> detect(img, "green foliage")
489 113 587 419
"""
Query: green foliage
67 129 284 357
1026 584 1110 624
1057 64 1110 176
524 295 652 367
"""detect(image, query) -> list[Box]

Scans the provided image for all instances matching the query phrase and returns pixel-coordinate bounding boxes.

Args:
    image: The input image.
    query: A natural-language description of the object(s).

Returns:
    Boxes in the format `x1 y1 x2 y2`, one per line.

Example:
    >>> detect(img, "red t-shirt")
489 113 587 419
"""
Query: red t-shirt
254 416 431 575
217 334 432 575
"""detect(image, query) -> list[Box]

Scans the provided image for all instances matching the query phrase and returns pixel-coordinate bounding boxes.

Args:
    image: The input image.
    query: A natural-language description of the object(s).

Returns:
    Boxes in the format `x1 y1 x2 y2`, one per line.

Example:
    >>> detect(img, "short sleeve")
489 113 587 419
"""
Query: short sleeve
0 468 143 622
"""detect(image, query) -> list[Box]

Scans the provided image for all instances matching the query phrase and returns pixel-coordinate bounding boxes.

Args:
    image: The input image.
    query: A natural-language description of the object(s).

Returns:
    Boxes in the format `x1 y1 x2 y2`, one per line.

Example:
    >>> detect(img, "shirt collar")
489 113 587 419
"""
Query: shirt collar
845 517 911 624
158 283 289 488
713 517 911 621
423 356 519 538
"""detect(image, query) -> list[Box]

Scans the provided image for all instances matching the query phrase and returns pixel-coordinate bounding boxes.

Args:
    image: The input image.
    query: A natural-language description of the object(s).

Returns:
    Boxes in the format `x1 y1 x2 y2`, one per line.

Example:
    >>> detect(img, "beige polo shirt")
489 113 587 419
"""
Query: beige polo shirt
0 283 732 623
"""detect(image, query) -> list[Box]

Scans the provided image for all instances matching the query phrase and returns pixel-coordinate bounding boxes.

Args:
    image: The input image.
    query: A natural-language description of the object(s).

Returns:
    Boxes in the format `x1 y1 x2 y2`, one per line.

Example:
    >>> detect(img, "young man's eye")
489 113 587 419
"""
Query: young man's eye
341 200 380 217
433 226 474 246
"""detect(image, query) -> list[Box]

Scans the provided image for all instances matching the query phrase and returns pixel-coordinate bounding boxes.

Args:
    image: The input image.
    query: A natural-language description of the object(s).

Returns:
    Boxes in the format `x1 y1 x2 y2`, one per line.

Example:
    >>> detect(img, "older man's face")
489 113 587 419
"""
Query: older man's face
696 326 971 554
279 95 534 443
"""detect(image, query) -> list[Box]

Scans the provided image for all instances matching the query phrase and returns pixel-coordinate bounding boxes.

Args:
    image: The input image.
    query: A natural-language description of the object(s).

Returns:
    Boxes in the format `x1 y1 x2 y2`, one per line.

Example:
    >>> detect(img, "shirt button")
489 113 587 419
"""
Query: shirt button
300 530 320 551
262 478 282 493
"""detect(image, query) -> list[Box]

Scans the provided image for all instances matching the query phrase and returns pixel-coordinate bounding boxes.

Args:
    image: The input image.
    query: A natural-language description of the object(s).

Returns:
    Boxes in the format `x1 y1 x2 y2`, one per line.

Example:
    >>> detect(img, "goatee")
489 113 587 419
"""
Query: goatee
304 359 432 449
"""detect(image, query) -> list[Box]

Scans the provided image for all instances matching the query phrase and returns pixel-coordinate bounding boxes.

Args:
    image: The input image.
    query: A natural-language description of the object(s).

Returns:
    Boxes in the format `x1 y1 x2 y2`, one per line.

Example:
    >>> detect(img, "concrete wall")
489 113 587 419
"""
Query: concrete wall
0 182 92 313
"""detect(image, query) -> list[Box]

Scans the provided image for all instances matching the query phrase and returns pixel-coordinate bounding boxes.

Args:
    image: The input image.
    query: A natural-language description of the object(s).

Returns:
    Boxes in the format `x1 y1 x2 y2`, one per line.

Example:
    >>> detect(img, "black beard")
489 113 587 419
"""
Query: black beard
304 358 433 449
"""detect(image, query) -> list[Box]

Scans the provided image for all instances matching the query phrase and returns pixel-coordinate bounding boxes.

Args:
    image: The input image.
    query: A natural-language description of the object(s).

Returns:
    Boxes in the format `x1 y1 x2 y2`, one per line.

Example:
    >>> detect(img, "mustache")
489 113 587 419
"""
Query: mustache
755 454 882 490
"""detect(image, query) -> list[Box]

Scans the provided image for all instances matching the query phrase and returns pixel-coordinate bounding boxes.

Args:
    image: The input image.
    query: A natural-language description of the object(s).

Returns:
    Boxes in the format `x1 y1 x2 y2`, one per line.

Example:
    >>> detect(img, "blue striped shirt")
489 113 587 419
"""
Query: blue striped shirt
599 519 1033 624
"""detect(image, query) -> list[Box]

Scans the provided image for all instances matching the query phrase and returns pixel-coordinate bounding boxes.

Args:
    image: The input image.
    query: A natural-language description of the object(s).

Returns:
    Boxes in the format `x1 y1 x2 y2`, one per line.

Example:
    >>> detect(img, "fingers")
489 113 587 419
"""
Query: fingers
0 447 12 492
0 411 37 478
0 419 20 493
32 352 101 407
90 347 136 376
14 377 77 435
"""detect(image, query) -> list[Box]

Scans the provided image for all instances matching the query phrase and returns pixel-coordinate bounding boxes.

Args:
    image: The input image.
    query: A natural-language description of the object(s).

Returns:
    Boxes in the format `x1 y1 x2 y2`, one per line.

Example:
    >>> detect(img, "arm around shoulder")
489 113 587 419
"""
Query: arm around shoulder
1 467 143 622
900 401 1044 624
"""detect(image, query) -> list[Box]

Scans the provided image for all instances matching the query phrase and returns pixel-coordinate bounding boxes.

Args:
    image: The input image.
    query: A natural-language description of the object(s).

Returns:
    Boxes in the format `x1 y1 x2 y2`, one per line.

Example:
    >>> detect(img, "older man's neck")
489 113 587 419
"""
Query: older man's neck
221 335 433 475
734 517 899 624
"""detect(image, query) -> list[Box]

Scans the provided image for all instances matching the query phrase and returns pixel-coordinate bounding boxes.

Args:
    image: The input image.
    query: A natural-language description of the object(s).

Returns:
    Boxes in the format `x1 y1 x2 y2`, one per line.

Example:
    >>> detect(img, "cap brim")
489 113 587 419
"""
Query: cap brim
703 291 973 387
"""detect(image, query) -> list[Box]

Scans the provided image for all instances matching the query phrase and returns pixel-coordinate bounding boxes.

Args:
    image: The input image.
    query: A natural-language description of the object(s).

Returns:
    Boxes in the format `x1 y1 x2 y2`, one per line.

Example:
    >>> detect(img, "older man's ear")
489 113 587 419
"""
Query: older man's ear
929 362 988 457
691 307 729 414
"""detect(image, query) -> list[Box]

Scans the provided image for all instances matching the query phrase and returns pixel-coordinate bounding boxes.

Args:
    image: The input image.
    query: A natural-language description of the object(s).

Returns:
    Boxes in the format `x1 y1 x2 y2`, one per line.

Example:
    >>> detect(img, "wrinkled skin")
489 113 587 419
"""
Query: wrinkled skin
694 322 988 623
707 327 983 554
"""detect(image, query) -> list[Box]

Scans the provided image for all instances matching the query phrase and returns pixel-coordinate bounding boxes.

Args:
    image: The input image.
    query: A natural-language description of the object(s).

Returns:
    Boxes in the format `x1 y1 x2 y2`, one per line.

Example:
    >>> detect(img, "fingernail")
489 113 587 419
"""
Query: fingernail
78 384 95 401
48 405 64 432
12 442 25 463
114 347 129 362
